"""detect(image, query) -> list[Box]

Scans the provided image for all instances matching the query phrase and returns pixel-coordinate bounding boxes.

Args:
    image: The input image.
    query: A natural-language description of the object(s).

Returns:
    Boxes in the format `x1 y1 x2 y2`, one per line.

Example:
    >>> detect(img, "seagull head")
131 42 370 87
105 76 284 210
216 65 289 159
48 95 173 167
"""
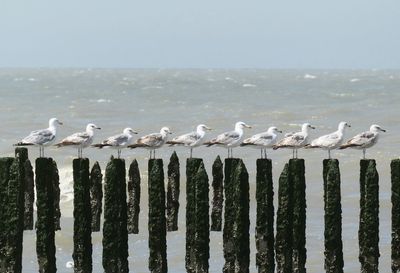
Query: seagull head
86 123 101 132
235 121 252 131
49 118 63 127
338 121 351 131
302 123 315 132
268 126 282 134
124 127 138 135
197 124 212 132
160 127 172 135
370 124 386 133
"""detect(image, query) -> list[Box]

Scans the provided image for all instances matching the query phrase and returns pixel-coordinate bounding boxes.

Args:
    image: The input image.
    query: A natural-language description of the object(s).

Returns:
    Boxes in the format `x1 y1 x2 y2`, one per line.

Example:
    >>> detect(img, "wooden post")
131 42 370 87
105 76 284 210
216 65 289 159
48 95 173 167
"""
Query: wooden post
167 152 180 231
223 158 250 273
89 161 103 232
102 158 129 273
36 158 57 273
52 160 61 231
127 159 141 234
186 158 210 273
148 159 167 273
391 159 400 272
323 159 344 273
211 156 223 231
73 158 92 273
255 158 275 273
359 159 380 273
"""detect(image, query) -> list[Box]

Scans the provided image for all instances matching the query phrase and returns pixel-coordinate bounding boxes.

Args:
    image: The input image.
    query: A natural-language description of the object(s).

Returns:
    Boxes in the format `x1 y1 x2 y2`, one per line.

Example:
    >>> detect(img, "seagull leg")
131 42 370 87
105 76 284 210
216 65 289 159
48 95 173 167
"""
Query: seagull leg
363 149 366 159
260 149 263 159
328 150 331 159
265 149 268 159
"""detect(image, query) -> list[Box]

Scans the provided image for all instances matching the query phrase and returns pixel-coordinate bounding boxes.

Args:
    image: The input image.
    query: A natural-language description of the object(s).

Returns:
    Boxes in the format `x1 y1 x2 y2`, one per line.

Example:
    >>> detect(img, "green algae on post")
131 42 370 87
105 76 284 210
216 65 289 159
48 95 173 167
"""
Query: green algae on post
255 158 275 273
167 151 180 232
127 159 141 234
73 158 93 273
211 155 223 231
89 161 103 232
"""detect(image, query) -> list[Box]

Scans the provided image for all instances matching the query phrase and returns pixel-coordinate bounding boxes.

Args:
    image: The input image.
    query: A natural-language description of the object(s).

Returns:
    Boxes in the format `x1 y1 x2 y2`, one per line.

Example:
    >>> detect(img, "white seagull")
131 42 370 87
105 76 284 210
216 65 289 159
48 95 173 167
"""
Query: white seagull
14 117 63 157
92 127 138 158
305 121 351 159
204 121 252 158
339 124 386 159
55 123 101 158
128 127 172 159
166 124 212 158
241 126 282 159
273 123 315 158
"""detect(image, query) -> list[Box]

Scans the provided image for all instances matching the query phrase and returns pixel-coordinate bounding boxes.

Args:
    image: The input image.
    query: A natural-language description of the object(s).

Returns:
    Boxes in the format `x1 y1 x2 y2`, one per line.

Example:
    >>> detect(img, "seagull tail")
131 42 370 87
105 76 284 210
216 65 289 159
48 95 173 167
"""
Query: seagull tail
204 141 216 147
13 142 33 146
128 143 146 149
240 142 254 147
304 144 320 149
339 144 357 150
166 140 181 146
92 143 109 149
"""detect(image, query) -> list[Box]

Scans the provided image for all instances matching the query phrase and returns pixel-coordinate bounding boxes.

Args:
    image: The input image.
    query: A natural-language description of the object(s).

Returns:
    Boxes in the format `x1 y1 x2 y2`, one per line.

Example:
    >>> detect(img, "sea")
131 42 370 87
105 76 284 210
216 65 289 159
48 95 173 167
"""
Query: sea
0 68 399 272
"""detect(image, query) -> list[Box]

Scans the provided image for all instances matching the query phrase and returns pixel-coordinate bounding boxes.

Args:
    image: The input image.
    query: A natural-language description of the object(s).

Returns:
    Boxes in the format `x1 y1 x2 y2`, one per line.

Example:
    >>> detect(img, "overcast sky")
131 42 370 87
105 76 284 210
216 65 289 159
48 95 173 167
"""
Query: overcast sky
1 0 399 69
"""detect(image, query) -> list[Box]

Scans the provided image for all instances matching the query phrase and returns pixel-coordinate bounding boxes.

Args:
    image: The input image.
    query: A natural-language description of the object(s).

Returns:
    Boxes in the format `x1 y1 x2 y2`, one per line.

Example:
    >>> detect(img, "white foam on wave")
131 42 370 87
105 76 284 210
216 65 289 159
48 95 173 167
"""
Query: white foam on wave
242 83 256 87
350 78 360 82
304 74 317 79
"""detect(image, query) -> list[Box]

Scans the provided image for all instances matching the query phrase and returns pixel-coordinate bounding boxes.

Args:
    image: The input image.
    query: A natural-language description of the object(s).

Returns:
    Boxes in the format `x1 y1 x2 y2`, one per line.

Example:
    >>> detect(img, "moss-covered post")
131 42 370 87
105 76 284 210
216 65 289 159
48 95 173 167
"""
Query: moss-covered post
89 161 102 232
211 156 223 231
14 148 34 231
0 154 25 273
275 163 293 273
290 159 307 273
223 158 250 273
391 159 400 272
255 158 275 273
148 159 167 273
186 158 210 273
102 158 129 273
36 158 57 273
0 158 14 272
359 159 380 273
323 159 344 273
167 152 180 231
52 161 61 231
73 158 92 273
127 159 141 234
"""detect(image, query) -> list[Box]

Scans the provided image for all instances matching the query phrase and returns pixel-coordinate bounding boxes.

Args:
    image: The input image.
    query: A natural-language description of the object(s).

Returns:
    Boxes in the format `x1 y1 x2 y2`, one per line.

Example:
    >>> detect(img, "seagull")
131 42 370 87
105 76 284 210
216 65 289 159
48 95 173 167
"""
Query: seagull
305 121 351 159
241 126 282 159
55 123 101 158
204 121 252 158
339 124 386 159
92 127 138 158
14 117 63 157
128 127 172 159
273 123 315 158
166 124 212 158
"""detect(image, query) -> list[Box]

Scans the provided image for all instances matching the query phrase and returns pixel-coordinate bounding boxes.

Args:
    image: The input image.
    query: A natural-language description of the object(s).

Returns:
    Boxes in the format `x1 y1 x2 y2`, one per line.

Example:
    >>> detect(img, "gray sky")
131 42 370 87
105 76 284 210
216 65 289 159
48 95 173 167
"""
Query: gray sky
1 0 399 69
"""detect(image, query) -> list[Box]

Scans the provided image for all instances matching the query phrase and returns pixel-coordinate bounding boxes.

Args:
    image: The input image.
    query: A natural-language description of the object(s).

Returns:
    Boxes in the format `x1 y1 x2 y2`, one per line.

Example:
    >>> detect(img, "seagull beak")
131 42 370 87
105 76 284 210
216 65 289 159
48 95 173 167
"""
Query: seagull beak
169 131 173 134
133 131 139 134
347 124 351 127
381 128 386 132
310 126 316 129
206 127 212 131
278 130 283 133
96 127 101 130
58 121 63 125
246 125 252 129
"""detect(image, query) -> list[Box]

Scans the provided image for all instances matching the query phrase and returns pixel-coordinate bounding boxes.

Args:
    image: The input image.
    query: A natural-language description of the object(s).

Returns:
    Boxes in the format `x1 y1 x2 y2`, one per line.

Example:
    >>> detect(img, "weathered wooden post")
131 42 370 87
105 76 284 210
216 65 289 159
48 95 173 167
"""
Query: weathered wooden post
148 159 167 273
102 158 129 273
52 161 61 231
391 159 400 272
290 159 307 273
127 159 141 234
167 152 180 231
323 159 344 273
255 158 275 273
0 154 25 273
89 161 102 232
186 158 209 273
223 158 250 273
36 158 57 273
275 163 293 273
359 159 379 272
73 158 92 273
14 148 34 230
211 156 223 231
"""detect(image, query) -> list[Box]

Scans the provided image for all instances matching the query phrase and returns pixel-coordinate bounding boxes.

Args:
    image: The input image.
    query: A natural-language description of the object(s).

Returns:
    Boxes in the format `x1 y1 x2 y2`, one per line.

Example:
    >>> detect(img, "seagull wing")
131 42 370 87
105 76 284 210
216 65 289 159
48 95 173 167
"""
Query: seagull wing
21 129 55 145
